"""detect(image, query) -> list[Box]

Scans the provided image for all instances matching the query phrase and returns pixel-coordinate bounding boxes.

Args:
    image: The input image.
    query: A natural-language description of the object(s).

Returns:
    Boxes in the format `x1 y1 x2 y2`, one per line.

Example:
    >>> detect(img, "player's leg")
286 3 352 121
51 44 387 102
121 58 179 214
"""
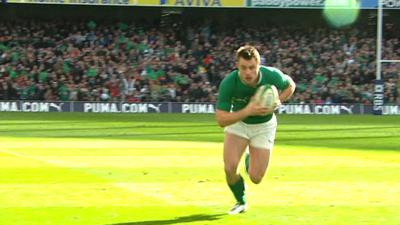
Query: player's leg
248 147 271 184
247 115 277 184
224 132 248 199
223 132 248 214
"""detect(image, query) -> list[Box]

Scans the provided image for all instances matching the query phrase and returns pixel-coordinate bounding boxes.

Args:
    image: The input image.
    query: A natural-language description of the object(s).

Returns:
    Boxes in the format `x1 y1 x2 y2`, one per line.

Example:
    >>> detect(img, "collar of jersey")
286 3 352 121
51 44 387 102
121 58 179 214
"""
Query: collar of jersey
256 70 262 85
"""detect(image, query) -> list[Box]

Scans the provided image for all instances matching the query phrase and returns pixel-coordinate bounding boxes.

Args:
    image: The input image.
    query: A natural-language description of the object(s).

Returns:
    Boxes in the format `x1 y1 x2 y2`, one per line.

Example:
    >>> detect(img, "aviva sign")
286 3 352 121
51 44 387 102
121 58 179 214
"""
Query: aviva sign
163 0 222 6
138 0 244 6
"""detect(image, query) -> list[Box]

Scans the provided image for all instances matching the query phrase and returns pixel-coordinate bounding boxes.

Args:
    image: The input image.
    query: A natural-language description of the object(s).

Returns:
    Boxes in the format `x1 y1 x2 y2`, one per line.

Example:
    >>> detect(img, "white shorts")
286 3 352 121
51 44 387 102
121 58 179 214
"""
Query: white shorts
224 114 277 150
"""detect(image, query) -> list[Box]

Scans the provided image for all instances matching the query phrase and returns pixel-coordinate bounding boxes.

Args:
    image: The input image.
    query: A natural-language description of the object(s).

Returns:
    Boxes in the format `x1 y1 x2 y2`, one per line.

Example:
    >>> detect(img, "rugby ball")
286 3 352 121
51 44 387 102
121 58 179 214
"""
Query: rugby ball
254 84 280 108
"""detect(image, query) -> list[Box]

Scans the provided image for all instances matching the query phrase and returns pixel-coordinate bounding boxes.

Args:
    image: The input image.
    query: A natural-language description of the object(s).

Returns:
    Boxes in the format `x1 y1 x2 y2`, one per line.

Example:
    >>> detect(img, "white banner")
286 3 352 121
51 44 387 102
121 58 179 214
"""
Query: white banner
0 101 399 115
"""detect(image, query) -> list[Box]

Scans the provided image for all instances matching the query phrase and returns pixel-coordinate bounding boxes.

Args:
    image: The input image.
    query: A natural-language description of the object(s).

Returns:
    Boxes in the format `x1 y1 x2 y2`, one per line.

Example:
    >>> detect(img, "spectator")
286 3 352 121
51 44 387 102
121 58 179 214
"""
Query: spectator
0 18 398 104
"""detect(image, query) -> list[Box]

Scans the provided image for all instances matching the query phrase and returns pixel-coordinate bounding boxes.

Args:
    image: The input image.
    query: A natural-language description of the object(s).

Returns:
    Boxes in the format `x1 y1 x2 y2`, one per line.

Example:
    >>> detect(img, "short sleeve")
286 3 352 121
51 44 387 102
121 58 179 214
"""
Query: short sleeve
216 76 233 111
268 67 290 91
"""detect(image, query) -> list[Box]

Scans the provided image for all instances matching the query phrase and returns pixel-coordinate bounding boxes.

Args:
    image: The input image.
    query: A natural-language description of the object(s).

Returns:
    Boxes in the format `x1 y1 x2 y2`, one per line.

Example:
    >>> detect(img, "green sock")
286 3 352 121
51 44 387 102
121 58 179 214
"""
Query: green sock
245 153 250 174
228 175 246 205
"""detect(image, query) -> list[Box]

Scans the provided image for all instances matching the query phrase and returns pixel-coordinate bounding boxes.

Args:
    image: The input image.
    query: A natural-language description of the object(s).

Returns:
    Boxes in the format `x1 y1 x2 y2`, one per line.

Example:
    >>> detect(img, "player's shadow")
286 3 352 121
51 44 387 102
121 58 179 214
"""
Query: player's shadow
106 213 225 225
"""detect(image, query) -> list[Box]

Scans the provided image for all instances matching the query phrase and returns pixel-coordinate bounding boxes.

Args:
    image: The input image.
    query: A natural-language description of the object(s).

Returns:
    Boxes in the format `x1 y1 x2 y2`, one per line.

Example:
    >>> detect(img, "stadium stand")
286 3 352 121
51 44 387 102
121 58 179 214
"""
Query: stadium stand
0 6 399 104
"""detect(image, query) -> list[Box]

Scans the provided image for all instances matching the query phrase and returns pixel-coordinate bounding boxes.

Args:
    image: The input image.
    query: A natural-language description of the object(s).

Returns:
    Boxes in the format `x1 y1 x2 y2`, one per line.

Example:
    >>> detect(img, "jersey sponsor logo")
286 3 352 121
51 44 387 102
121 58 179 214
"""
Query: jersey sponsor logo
232 97 250 103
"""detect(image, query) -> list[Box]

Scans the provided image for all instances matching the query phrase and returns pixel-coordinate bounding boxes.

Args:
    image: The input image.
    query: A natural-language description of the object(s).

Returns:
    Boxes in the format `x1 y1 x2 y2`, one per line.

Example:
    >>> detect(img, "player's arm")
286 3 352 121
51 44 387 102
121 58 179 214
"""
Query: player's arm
216 109 248 128
279 75 296 102
216 102 269 128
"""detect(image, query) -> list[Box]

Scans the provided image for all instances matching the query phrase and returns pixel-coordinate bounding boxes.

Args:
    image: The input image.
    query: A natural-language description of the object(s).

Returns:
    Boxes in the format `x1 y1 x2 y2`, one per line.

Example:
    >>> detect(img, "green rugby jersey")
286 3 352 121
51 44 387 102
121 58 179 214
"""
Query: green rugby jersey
217 66 289 124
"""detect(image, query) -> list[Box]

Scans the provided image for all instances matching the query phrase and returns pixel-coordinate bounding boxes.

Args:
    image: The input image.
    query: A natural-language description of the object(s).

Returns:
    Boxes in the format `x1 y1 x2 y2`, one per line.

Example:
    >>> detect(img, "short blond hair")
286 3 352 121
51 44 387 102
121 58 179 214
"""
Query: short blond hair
236 45 260 63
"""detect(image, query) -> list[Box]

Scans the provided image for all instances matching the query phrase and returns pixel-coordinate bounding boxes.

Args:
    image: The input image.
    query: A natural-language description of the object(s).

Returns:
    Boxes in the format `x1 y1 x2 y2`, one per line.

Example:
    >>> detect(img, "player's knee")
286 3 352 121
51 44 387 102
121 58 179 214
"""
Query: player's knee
224 164 237 176
249 174 263 184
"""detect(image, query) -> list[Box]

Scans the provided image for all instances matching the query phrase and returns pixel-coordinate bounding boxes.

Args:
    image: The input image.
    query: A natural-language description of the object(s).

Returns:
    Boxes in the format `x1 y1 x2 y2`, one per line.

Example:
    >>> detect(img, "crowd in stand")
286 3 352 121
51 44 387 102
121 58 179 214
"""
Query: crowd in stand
0 19 399 104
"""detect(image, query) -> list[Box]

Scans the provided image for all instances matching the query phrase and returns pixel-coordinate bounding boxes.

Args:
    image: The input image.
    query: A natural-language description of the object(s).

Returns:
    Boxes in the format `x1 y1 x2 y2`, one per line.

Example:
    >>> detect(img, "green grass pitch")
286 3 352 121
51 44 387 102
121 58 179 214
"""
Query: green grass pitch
0 112 399 225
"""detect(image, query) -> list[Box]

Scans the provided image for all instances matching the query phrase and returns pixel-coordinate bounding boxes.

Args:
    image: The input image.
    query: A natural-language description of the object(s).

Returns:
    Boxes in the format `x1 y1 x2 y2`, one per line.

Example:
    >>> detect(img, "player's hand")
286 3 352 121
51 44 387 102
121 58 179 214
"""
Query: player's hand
245 97 280 116
266 99 281 114
272 99 282 111
245 98 269 116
